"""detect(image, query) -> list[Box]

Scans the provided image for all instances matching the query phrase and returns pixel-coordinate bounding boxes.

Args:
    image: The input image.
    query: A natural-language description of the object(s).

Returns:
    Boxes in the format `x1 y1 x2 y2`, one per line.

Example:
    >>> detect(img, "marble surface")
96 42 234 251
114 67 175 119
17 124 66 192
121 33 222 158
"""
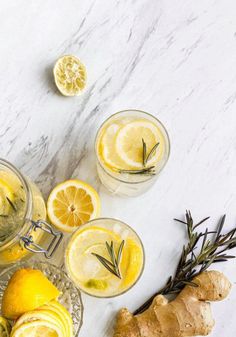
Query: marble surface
1 0 236 336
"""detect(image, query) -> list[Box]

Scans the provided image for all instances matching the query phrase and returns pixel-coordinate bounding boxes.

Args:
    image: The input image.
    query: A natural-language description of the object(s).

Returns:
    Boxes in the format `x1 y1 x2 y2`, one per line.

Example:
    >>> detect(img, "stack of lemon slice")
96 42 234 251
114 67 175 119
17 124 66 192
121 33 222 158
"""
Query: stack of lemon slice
11 300 73 337
1 269 73 337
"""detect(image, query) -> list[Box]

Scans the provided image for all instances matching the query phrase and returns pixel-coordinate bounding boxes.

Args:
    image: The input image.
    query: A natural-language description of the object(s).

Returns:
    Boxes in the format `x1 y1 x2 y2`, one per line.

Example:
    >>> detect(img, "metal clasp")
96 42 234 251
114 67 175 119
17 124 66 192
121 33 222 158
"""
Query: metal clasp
20 220 63 259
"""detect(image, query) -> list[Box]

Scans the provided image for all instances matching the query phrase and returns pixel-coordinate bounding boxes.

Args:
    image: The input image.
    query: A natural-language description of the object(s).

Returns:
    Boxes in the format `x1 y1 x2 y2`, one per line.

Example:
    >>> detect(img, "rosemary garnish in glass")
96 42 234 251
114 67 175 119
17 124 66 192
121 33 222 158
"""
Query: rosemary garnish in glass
134 211 236 315
92 240 125 279
118 139 159 175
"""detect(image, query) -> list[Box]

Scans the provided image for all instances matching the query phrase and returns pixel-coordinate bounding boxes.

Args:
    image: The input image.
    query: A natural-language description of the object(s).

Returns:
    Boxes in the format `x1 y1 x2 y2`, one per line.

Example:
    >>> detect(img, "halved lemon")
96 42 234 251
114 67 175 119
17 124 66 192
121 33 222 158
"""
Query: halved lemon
47 179 100 233
53 55 87 96
2 269 60 319
0 317 11 337
115 119 164 169
11 320 63 337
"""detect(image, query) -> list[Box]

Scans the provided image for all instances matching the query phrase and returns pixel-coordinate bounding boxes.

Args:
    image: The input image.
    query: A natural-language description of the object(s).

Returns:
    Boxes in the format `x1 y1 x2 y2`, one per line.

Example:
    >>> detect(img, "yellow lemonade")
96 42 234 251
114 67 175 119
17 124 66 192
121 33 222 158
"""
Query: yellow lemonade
96 110 170 197
65 218 144 297
0 169 46 265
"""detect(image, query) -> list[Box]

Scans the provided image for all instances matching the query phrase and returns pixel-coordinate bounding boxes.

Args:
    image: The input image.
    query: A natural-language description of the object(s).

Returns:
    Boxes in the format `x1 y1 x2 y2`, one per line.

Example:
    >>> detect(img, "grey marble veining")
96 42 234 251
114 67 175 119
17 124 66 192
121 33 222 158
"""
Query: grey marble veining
1 0 236 336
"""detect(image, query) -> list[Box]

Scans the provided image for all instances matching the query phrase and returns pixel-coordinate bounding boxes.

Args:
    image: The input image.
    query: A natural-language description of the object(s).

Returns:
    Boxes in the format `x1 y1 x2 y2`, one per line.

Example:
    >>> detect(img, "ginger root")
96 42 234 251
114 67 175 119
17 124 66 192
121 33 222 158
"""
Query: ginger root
114 271 231 337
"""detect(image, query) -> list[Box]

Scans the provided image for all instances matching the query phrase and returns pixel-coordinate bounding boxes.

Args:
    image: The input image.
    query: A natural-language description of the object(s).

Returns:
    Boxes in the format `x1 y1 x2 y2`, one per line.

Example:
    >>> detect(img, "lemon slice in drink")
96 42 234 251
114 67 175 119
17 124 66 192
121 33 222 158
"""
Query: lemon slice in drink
65 227 121 285
116 119 164 169
0 317 11 337
47 180 100 233
99 123 127 170
120 238 144 288
53 55 87 96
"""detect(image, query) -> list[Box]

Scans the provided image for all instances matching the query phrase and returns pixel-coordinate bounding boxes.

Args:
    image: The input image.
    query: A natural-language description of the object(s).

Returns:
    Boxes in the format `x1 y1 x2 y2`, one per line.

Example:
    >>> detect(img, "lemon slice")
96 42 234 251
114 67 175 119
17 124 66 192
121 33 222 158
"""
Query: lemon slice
11 309 66 337
99 123 127 170
0 178 14 215
42 301 73 337
120 238 144 288
0 317 11 337
11 320 63 337
115 119 164 169
47 179 100 233
65 226 121 284
53 55 87 96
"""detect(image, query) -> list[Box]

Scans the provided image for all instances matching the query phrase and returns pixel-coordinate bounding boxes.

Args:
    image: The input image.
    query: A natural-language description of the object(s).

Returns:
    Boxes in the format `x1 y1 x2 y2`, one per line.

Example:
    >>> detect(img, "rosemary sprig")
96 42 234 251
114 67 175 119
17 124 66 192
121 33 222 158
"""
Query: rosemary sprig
118 166 156 176
92 240 125 279
118 139 159 175
6 197 17 212
134 211 236 315
142 139 147 167
144 140 159 167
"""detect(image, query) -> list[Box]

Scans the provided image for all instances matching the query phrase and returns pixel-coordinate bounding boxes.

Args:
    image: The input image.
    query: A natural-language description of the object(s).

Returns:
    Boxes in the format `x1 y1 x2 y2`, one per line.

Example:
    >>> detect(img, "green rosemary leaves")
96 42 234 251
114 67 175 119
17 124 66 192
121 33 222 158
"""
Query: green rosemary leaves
92 240 125 279
118 139 159 175
134 211 236 315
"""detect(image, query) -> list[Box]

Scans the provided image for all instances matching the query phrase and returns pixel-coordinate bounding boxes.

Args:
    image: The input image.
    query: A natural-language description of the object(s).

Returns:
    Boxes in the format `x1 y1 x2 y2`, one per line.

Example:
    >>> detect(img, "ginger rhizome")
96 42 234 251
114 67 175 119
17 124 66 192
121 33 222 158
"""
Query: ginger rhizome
114 271 231 337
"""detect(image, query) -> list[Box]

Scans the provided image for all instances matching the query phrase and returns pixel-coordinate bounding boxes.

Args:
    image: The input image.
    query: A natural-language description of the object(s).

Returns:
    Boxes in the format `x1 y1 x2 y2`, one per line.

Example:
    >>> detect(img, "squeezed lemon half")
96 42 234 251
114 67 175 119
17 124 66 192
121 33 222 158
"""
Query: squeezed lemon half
53 55 87 96
47 179 100 233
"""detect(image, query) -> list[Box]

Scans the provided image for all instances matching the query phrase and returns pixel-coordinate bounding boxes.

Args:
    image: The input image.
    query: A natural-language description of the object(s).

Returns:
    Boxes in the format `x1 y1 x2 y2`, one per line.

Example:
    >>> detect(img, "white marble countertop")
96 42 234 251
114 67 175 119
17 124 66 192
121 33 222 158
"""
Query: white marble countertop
1 0 236 336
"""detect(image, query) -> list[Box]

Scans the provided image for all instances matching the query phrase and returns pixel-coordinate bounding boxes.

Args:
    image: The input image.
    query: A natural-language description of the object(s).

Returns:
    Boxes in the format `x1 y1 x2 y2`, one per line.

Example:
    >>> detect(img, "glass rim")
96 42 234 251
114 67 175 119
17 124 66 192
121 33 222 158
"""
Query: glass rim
64 217 145 299
0 158 33 248
94 109 171 184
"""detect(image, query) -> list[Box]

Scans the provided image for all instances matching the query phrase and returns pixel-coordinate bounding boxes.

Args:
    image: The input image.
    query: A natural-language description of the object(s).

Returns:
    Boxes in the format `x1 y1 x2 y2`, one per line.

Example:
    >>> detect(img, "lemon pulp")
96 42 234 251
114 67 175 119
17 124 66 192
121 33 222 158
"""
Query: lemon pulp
47 179 100 233
53 55 87 96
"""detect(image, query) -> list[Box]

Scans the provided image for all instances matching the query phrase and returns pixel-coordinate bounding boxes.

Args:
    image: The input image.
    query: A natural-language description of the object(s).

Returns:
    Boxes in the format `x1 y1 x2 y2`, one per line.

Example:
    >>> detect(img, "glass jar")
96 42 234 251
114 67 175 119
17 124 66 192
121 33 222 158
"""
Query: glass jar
95 110 170 197
0 159 63 266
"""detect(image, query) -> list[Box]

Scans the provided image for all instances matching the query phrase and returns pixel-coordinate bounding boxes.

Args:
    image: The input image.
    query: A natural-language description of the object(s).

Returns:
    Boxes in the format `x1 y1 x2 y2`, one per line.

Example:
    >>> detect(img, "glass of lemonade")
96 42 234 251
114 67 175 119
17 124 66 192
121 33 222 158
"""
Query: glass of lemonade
0 159 63 265
95 109 170 197
65 218 144 298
